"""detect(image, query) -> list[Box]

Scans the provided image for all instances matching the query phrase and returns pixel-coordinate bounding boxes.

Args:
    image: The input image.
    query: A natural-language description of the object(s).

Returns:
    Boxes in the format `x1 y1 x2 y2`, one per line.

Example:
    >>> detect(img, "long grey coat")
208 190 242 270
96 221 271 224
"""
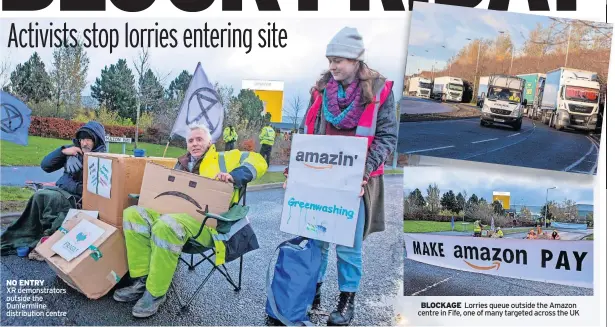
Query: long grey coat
297 77 398 240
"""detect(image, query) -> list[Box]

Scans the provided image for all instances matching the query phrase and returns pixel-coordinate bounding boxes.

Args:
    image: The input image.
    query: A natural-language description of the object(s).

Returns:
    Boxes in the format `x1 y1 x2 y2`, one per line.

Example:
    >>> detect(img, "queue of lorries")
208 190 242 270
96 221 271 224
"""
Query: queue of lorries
405 67 603 133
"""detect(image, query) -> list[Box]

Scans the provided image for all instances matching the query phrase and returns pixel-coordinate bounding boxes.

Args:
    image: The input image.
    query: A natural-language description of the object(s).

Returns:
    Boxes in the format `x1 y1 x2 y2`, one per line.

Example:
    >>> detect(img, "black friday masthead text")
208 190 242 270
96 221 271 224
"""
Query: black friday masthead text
6 22 288 54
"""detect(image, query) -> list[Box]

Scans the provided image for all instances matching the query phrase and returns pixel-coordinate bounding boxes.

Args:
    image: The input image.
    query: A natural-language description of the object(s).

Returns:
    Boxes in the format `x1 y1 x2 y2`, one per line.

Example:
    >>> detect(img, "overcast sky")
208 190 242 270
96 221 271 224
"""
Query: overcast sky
403 164 594 206
405 3 557 76
1 18 409 121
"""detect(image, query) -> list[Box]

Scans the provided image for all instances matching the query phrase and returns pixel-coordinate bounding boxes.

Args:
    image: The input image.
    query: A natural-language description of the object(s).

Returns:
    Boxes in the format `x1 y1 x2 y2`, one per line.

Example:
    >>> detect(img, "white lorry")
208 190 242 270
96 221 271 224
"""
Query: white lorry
433 76 464 102
539 68 601 131
479 74 527 131
407 77 432 98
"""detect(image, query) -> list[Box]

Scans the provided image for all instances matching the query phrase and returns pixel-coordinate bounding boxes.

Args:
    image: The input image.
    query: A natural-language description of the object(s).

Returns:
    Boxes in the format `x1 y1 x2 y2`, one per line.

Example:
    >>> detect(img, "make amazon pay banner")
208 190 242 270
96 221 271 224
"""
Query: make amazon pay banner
281 134 367 247
405 233 593 288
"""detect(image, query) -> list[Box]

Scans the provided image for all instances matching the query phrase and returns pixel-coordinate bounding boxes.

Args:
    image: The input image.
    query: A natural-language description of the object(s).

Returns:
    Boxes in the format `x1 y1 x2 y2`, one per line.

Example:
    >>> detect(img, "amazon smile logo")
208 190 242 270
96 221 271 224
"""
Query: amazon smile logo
295 151 358 170
464 260 501 271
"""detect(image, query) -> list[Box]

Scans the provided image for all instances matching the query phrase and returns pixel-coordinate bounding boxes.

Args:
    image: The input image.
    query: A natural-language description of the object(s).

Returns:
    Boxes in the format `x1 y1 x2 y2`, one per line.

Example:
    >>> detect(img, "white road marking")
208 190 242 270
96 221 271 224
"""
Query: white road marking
564 137 598 173
405 145 455 154
507 133 521 138
471 138 499 144
461 124 537 160
411 274 458 296
587 136 600 174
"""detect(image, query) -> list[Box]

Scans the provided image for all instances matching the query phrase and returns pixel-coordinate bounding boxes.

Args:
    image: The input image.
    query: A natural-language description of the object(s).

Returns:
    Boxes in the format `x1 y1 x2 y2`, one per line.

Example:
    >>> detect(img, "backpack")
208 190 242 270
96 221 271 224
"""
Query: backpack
265 237 322 326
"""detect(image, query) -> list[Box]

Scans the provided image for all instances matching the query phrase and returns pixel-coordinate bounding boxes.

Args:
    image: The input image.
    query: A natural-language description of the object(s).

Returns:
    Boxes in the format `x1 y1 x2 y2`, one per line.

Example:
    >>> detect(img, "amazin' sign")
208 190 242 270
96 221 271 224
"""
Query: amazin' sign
3 0 577 12
404 233 593 288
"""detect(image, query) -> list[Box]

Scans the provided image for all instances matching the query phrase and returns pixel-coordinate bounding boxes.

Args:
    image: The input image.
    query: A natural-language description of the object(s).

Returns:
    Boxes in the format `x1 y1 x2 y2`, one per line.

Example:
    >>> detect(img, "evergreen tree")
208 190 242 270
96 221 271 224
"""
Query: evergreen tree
90 59 138 121
9 52 52 103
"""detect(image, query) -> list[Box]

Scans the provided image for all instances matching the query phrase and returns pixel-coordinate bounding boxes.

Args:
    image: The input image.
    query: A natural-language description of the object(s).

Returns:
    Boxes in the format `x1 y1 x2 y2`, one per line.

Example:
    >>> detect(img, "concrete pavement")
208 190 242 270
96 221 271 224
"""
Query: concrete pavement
404 259 593 296
1 175 404 326
400 97 452 115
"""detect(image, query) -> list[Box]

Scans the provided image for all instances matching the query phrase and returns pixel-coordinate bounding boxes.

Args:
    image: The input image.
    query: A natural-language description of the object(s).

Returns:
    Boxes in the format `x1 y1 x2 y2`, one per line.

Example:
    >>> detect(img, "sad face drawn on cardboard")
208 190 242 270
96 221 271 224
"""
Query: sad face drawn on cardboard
154 175 210 216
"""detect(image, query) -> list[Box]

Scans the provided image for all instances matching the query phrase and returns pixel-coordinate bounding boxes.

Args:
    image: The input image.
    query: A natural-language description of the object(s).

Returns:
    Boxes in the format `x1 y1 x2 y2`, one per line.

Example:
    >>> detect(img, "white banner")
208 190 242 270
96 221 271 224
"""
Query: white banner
281 134 367 247
171 62 224 142
405 233 593 288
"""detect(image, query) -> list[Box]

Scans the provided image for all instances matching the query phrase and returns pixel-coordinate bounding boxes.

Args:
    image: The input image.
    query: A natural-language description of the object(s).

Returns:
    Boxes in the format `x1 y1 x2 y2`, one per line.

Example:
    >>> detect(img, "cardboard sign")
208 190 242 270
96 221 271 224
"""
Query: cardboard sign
138 162 234 222
87 156 112 199
83 153 177 228
35 213 128 299
280 134 367 247
51 220 106 261
63 209 99 227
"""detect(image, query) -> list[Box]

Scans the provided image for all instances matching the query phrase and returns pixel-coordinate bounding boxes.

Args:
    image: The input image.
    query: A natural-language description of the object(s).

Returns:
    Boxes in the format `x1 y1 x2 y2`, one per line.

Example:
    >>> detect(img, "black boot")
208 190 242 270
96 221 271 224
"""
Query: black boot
312 282 323 308
327 292 355 326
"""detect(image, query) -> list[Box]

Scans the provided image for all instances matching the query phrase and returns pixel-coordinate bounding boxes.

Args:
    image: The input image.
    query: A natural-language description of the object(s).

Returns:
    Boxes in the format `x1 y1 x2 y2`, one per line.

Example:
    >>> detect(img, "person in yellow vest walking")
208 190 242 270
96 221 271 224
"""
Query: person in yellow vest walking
280 26 398 326
259 123 276 166
223 125 238 151
113 123 267 318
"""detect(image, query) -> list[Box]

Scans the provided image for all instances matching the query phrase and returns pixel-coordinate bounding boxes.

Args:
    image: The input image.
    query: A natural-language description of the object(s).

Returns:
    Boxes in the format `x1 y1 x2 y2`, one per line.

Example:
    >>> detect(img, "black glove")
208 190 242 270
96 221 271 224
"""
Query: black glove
65 155 83 174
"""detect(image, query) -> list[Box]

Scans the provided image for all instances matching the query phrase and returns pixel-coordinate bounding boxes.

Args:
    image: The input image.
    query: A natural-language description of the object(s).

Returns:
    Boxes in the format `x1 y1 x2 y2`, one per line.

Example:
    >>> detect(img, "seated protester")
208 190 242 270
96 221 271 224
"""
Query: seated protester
1 121 107 255
114 123 267 318
496 227 504 238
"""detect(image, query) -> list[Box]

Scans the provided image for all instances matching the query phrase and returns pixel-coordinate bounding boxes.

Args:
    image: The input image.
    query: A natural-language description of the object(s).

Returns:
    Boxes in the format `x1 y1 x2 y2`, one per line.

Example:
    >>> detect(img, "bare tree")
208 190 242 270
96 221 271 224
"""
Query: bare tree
1 51 13 91
284 94 304 130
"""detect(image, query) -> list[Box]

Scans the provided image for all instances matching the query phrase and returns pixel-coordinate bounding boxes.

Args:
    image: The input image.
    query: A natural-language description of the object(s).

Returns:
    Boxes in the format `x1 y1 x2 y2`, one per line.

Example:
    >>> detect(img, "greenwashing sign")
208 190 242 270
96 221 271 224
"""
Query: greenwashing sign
281 134 367 247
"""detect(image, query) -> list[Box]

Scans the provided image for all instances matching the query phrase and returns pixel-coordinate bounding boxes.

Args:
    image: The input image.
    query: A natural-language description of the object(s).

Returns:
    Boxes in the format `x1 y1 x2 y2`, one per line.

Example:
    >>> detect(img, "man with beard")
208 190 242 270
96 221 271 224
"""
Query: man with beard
1 121 107 255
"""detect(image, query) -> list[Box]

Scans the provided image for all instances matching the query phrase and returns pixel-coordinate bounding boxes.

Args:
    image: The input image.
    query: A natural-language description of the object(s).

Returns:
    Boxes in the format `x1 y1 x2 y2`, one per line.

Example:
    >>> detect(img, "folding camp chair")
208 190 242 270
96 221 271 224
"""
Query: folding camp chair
129 187 254 312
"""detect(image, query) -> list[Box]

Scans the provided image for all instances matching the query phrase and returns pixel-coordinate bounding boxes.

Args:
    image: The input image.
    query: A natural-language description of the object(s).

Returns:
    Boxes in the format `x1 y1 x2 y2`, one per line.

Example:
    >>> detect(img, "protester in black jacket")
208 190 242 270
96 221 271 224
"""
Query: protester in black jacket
1 121 107 255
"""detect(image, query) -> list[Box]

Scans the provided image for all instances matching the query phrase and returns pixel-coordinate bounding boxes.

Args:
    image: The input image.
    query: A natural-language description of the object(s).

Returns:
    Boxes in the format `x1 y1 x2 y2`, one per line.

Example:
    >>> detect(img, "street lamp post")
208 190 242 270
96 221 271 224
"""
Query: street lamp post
564 24 572 66
467 38 482 102
545 187 557 228
499 30 515 74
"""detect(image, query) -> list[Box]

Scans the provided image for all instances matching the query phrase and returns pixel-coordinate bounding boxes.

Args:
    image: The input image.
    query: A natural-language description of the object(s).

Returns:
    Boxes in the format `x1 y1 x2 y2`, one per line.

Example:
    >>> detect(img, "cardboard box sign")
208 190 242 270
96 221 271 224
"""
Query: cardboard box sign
138 162 234 222
83 153 177 228
34 213 128 300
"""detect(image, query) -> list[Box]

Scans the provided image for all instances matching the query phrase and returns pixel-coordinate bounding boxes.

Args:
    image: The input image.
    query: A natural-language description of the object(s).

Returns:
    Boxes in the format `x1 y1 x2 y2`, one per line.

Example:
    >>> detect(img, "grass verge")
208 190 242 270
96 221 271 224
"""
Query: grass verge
1 136 185 166
1 186 34 213
403 220 533 235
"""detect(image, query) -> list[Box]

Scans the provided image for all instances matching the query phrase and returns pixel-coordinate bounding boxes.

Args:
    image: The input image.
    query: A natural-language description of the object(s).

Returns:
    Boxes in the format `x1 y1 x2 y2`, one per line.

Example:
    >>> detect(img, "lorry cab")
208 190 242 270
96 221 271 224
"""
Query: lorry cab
444 78 464 102
556 79 600 130
540 68 601 132
479 75 527 131
433 76 464 102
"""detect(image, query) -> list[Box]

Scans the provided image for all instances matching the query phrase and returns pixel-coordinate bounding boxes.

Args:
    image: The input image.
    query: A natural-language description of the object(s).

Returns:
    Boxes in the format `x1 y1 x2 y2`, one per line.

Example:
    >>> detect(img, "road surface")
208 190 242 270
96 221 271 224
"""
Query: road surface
398 102 599 174
400 97 452 115
404 259 592 297
1 176 404 326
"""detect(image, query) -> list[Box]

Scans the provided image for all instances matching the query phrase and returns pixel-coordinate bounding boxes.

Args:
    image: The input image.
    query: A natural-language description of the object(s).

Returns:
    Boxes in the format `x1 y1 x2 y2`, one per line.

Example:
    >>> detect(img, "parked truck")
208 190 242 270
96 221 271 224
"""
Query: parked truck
479 74 527 131
407 77 432 99
517 73 546 119
433 76 464 102
476 76 489 108
540 68 601 131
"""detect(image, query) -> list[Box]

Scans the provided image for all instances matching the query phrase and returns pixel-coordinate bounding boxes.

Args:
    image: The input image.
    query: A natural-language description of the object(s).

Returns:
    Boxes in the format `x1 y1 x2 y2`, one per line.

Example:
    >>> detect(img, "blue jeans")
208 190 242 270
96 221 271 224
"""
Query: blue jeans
315 198 366 292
